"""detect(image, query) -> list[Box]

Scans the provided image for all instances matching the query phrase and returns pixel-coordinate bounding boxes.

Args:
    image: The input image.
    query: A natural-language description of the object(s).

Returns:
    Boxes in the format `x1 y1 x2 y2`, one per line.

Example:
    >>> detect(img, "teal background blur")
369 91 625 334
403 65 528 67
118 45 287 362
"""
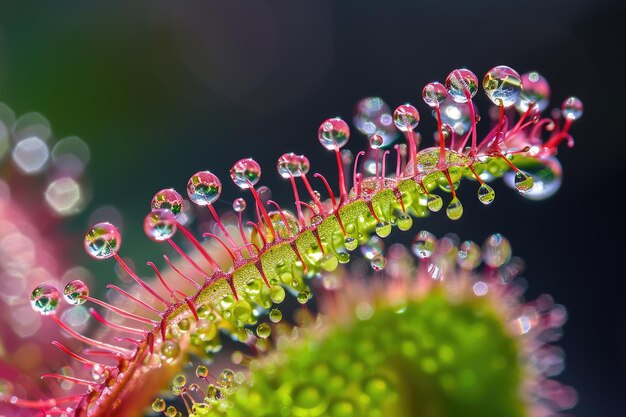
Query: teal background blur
1 1 624 415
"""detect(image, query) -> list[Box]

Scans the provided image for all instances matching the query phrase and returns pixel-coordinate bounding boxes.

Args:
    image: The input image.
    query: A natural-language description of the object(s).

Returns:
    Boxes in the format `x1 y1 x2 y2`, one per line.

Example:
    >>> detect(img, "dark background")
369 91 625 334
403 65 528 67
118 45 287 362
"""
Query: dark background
1 1 624 415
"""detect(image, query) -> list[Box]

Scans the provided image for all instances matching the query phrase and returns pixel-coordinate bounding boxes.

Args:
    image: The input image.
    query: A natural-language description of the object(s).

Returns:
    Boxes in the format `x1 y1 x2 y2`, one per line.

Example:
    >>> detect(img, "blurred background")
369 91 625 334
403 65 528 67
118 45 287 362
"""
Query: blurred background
0 0 624 415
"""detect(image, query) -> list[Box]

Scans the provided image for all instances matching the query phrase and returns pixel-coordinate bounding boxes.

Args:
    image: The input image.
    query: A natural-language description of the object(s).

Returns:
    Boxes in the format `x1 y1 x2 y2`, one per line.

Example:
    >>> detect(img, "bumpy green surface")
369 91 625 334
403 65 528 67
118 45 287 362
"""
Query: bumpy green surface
224 292 525 417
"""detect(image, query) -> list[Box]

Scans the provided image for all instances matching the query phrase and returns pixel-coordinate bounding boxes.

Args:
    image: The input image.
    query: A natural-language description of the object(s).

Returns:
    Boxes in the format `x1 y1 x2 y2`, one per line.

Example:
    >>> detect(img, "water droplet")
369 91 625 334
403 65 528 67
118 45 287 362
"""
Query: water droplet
187 171 222 205
270 285 286 304
196 365 209 378
12 136 49 174
397 214 413 231
368 134 384 149
269 308 283 323
439 97 474 135
514 171 534 192
144 209 177 242
477 184 495 204
30 284 60 315
152 398 166 412
561 96 583 120
84 222 121 259
63 280 89 305
361 236 384 260
151 188 184 216
344 236 358 251
427 194 443 212
195 319 217 341
177 318 190 332
445 68 479 103
230 158 262 189
256 322 271 339
292 383 325 412
393 104 420 132
370 254 386 271
165 405 178 417
277 153 310 179
422 82 447 107
328 398 357 417
160 340 181 363
515 71 550 113
318 117 350 150
375 221 391 237
482 65 523 108
233 300 252 322
482 234 512 267
219 369 235 387
232 197 246 212
446 197 463 220
172 374 187 388
412 231 436 259
457 240 481 270
505 157 562 200
321 253 338 271
353 97 398 147
297 291 310 304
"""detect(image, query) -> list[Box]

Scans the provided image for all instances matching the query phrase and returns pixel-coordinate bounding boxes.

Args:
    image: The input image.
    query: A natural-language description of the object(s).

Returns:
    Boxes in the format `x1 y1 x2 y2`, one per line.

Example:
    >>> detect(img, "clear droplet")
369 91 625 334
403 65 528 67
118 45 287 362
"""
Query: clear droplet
318 118 350 150
370 254 386 271
477 184 495 205
160 340 181 363
269 285 286 304
505 157 562 200
446 197 463 220
561 96 583 120
144 209 177 242
397 214 413 231
482 65 523 108
231 158 262 189
151 188 184 216
172 374 187 388
457 240 481 270
393 104 420 132
84 222 121 259
422 82 447 107
369 134 384 149
232 197 246 212
361 236 384 260
445 69 479 103
439 97 474 135
187 171 222 205
353 97 398 147
277 153 310 178
427 194 443 212
196 365 209 378
515 71 551 113
152 398 166 413
297 291 310 304
482 234 512 267
269 308 283 323
30 284 60 315
375 221 391 237
411 231 436 259
63 280 89 305
344 236 358 251
256 322 271 339
514 171 534 192
233 299 252 322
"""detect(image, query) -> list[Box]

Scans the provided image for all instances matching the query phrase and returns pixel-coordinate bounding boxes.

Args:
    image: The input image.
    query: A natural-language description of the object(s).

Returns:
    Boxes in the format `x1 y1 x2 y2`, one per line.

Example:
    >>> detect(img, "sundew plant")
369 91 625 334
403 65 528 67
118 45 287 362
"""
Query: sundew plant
1 66 581 417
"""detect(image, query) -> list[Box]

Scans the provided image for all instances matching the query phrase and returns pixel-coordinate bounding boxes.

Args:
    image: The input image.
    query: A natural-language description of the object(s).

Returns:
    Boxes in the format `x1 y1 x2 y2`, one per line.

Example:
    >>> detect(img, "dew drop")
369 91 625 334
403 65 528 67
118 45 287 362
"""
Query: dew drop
277 153 310 178
297 291 310 304
353 97 398 147
482 65 523 108
233 299 252 322
393 104 420 132
292 383 325 412
375 221 391 237
457 240 481 271
446 197 463 220
232 197 246 212
368 134 384 149
187 171 222 205
256 322 271 339
370 254 386 271
561 96 583 120
219 369 235 387
177 318 190 333
152 398 166 413
172 374 187 388
427 194 443 212
230 158 262 189
514 171 534 192
397 214 413 231
151 188 183 216
30 284 60 315
422 82 447 108
439 97 474 135
445 69 479 103
411 231 436 259
505 157 562 200
196 365 209 378
318 117 350 150
477 184 495 205
63 280 89 305
515 71 550 113
269 285 286 304
269 308 283 323
344 236 358 251
482 234 512 267
160 340 181 363
143 209 177 242
165 405 178 417
321 253 339 271
84 222 121 259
